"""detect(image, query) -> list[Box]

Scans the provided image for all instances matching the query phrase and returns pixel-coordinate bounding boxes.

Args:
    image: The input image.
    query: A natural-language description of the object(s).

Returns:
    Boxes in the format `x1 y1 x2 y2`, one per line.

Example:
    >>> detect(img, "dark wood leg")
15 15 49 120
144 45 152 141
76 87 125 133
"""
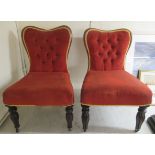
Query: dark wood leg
66 106 73 131
147 115 155 133
135 106 149 132
7 106 20 133
81 105 89 132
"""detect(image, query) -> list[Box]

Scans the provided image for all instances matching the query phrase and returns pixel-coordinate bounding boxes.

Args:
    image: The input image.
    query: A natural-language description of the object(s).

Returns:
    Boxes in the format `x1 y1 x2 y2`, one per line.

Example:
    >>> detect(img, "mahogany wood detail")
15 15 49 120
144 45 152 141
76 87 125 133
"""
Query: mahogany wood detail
7 106 20 133
66 106 73 131
147 115 155 133
81 105 89 132
135 106 149 132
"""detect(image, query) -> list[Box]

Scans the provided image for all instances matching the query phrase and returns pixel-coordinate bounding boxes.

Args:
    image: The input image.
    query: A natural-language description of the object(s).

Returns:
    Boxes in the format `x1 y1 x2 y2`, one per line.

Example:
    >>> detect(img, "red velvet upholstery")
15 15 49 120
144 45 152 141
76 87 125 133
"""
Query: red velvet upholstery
81 28 152 106
81 70 152 106
23 26 71 72
3 72 74 106
3 26 74 106
84 29 131 71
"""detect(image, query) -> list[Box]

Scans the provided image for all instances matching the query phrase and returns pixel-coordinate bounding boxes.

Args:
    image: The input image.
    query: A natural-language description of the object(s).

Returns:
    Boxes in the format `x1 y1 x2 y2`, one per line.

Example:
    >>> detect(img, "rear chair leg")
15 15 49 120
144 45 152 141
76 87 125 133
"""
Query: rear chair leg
66 106 73 131
81 105 89 132
7 106 20 133
135 106 149 132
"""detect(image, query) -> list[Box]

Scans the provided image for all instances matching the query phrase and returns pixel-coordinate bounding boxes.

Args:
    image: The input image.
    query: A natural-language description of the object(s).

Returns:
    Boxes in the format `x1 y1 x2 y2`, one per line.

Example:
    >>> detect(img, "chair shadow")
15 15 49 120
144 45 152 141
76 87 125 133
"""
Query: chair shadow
14 107 81 134
85 126 135 134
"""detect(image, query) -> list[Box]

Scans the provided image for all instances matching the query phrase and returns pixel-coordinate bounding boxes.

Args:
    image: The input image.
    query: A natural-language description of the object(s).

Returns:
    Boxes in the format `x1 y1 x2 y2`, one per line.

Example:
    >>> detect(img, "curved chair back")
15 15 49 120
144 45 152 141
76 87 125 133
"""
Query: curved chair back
84 28 131 71
22 26 72 72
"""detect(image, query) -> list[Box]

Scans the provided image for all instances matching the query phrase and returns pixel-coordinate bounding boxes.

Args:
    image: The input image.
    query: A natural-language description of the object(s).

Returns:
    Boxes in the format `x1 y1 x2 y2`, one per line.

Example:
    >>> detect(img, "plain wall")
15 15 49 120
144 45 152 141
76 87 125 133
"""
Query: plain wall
0 22 23 123
91 21 155 35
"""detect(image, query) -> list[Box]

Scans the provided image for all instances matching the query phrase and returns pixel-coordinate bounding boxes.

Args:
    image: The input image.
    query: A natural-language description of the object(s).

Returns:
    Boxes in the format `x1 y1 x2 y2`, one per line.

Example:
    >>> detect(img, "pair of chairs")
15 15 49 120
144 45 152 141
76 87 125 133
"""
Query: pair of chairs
3 25 152 133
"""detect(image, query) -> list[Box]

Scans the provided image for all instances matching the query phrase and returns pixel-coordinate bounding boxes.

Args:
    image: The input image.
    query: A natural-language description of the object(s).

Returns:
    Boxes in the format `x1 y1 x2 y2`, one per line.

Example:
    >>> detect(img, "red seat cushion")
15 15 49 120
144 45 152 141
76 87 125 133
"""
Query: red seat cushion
81 70 152 106
3 72 74 106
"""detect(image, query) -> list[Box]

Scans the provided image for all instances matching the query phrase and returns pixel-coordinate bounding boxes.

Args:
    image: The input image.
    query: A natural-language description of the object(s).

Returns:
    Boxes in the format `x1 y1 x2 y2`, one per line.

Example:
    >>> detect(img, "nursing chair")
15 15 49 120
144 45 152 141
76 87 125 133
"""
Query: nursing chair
81 28 152 132
3 26 74 132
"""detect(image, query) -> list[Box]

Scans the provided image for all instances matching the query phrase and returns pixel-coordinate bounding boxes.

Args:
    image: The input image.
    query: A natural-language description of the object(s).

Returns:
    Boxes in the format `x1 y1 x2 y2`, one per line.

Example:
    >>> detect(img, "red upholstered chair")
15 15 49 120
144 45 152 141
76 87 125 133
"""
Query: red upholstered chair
3 26 74 132
81 28 152 132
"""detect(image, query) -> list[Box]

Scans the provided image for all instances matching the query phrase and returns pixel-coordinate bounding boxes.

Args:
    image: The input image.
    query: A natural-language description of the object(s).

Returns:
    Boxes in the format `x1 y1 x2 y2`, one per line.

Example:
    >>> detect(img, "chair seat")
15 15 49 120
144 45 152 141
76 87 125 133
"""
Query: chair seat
3 72 74 106
81 70 152 106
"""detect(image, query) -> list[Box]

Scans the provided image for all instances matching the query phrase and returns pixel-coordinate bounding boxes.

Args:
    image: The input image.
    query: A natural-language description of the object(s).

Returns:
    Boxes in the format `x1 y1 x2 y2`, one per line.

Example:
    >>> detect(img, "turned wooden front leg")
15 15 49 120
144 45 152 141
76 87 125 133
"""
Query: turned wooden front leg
66 105 73 131
81 105 89 132
7 106 20 133
135 106 149 132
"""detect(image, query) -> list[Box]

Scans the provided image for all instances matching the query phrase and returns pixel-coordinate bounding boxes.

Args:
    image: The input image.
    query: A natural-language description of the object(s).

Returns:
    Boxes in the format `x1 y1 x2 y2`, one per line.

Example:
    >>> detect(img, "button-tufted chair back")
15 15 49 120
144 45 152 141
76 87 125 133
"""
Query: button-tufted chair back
84 28 131 71
22 26 72 72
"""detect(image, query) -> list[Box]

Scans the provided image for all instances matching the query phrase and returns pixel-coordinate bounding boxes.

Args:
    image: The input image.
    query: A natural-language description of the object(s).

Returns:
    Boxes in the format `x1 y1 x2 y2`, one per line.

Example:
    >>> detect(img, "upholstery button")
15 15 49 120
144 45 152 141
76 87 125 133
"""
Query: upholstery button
42 60 46 64
98 52 103 57
103 59 107 64
36 54 40 58
56 53 59 57
40 46 44 50
47 53 50 58
117 38 120 42
111 45 115 49
107 52 111 56
52 60 55 65
116 51 120 56
50 46 54 50
102 45 105 49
